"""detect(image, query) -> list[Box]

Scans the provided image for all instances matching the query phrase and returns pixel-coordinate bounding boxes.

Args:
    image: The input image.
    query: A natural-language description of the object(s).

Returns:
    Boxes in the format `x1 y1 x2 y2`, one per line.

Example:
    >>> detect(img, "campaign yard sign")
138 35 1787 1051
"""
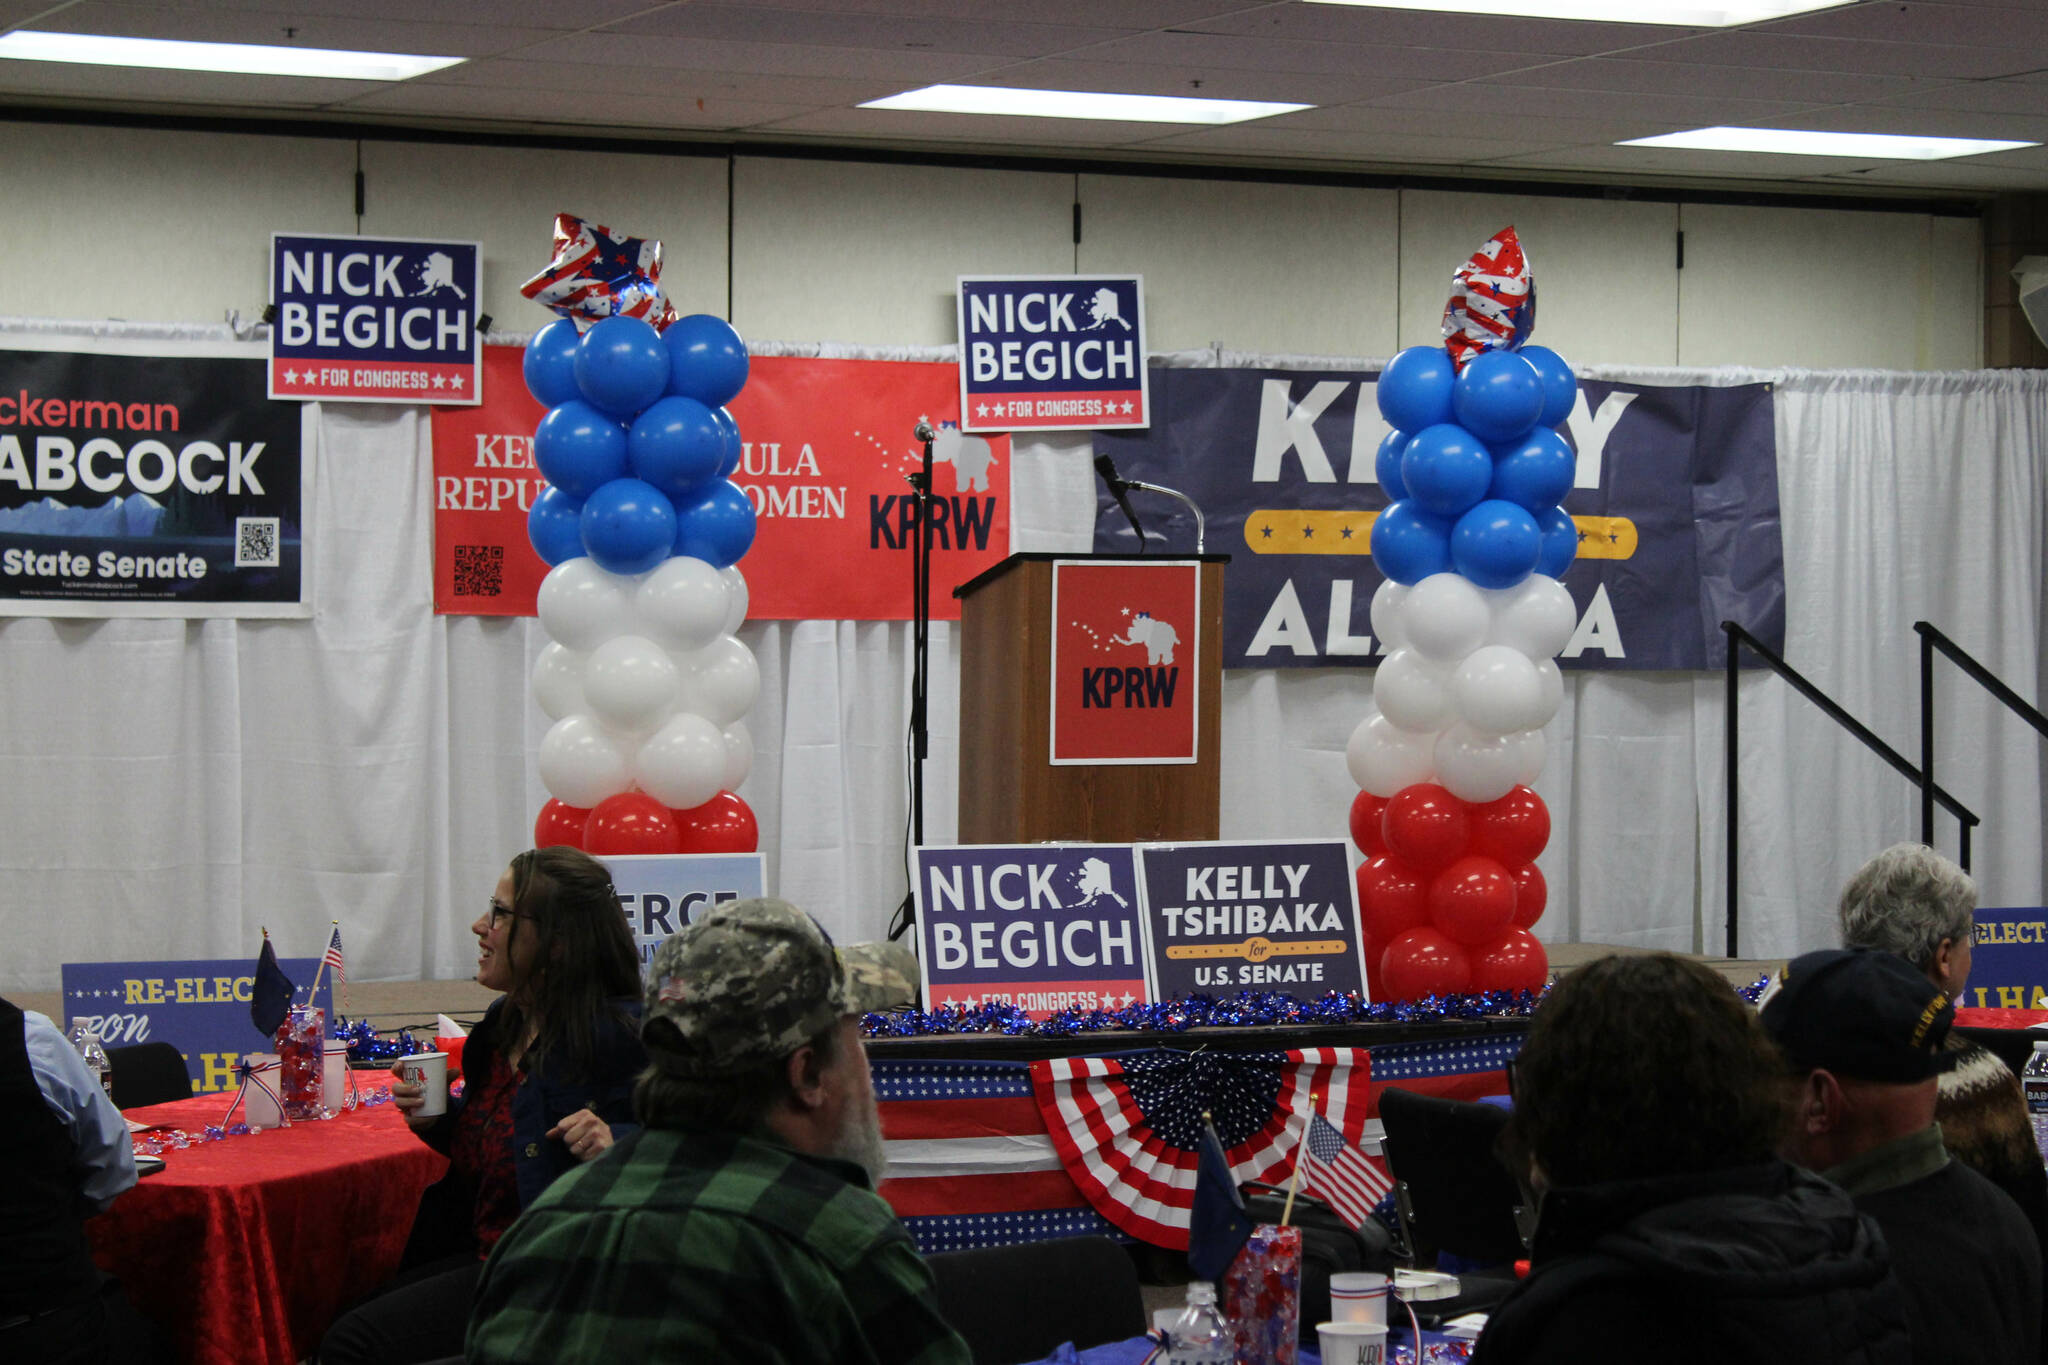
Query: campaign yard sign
270 233 480 405
1963 907 2048 1011
61 958 336 1096
914 844 1152 1018
1137 839 1365 999
958 275 1147 433
599 852 766 966
1050 559 1200 765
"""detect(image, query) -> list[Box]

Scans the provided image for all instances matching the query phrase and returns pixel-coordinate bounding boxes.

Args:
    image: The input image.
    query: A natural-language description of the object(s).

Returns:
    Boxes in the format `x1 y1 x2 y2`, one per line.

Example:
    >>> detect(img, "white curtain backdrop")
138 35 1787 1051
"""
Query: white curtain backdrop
4 324 2045 993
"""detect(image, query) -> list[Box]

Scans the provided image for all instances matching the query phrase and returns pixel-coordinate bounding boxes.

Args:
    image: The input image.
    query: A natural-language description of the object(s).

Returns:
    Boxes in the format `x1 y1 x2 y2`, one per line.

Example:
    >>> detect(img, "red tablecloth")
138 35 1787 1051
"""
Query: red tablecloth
88 1092 448 1365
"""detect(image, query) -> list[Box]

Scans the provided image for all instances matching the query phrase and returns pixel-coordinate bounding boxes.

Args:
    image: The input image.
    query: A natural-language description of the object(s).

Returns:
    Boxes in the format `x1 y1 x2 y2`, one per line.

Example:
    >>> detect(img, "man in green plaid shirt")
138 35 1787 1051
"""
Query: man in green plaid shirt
467 898 969 1365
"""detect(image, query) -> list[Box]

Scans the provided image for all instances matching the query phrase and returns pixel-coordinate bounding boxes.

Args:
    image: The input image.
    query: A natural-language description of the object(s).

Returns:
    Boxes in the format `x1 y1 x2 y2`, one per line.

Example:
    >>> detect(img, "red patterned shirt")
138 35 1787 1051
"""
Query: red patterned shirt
451 1047 522 1254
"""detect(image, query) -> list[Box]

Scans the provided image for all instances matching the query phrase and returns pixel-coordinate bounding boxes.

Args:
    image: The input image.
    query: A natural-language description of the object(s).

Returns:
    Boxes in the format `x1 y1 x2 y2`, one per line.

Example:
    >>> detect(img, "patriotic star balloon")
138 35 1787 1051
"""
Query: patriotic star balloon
520 213 679 332
1441 225 1535 370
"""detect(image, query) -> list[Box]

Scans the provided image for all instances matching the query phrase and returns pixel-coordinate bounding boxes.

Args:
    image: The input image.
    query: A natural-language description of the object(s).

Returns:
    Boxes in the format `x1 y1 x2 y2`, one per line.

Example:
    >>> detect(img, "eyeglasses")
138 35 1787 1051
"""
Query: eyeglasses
485 902 529 929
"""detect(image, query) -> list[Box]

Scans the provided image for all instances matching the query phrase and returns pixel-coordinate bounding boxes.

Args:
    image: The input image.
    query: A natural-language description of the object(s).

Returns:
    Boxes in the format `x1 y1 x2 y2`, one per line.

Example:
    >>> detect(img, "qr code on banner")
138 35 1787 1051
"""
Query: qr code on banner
234 517 280 568
454 545 505 597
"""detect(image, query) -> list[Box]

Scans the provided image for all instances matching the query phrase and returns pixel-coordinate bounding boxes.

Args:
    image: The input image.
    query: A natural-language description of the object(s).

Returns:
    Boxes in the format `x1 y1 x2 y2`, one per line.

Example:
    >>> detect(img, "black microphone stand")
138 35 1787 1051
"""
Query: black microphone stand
891 420 937 942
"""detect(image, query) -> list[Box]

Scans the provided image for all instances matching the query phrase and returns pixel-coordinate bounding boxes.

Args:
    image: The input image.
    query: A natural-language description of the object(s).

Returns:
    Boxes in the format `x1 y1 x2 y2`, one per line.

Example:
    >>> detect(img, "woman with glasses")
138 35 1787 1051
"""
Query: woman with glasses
319 846 647 1365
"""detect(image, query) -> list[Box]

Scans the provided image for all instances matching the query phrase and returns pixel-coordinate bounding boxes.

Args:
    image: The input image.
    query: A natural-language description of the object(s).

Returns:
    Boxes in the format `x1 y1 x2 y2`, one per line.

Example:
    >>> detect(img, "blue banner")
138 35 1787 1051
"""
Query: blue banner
1093 366 1783 670
1965 907 2048 1011
60 958 336 1095
958 275 1147 433
1137 839 1364 998
270 233 480 405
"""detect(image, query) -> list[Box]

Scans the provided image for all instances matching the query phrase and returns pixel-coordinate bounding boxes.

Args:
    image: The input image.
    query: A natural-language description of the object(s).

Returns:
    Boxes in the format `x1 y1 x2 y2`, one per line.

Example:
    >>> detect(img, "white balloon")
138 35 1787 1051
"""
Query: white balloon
583 635 681 733
1488 574 1577 660
1433 722 1524 804
686 635 760 727
1373 648 1454 734
720 565 750 635
635 712 727 810
537 558 637 652
1450 644 1545 736
1369 578 1411 654
635 556 729 654
1533 658 1564 725
531 642 589 722
538 714 630 807
721 720 753 792
1404 572 1491 663
1346 711 1437 797
1510 727 1548 786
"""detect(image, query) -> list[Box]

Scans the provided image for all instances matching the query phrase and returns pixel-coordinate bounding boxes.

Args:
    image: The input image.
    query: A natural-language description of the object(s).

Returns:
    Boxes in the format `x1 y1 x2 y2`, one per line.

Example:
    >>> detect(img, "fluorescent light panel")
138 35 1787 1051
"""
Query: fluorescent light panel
861 84 1309 125
0 30 464 81
1620 126 2037 160
1304 0 1853 25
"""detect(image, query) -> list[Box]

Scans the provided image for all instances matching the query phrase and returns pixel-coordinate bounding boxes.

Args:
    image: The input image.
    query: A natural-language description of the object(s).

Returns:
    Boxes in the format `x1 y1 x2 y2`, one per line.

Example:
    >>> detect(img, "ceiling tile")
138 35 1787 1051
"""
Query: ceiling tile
753 105 1167 146
1484 141 1896 177
0 61 382 106
33 2 561 57
1757 0 2048 50
1787 104 2048 143
1630 29 2043 80
1874 78 2048 117
973 55 1432 105
411 56 899 108
604 5 1131 60
1138 122 1590 166
1806 159 2048 191
689 0 1246 22
1275 103 1657 145
1071 29 1542 82
1478 54 1932 105
338 80 818 133
515 30 997 81
1364 81 1820 127
88 0 653 28
1179 4 1701 56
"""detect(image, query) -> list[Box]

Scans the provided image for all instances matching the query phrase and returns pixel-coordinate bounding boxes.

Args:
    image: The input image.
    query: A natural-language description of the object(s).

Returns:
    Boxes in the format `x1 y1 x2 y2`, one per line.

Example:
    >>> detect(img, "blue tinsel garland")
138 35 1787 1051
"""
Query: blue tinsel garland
861 986 1547 1039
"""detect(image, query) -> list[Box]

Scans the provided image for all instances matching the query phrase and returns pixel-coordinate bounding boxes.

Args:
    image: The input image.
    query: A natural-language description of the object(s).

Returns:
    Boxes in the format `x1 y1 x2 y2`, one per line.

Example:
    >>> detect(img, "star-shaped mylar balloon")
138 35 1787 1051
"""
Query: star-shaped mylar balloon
519 213 678 332
1441 225 1535 369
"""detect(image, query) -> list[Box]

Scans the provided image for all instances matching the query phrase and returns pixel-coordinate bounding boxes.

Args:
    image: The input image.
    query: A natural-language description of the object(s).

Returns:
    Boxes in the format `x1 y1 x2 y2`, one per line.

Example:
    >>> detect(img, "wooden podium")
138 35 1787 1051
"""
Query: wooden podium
953 552 1228 845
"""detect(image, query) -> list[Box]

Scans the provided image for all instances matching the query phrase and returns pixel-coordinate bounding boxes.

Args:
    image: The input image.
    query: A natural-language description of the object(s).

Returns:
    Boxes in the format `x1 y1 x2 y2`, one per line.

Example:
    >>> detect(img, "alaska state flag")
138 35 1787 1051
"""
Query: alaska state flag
250 938 294 1038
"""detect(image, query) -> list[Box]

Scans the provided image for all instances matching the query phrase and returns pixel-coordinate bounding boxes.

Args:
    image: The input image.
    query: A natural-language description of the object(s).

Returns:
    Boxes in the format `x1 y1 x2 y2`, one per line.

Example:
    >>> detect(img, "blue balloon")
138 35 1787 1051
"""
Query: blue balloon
1376 346 1455 434
711 406 742 479
579 477 678 576
1519 344 1579 428
672 479 757 570
1453 350 1544 444
628 395 725 502
1375 429 1411 500
1369 500 1453 586
666 314 750 408
1535 505 1579 578
523 318 582 407
1400 423 1492 520
1451 498 1542 590
527 485 585 566
1487 428 1575 512
575 316 669 418
534 400 628 499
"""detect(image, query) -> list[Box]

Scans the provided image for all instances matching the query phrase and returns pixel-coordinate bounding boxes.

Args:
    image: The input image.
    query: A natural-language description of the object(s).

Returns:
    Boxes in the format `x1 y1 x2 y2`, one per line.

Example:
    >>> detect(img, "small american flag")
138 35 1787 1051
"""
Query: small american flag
1299 1110 1391 1231
322 925 346 985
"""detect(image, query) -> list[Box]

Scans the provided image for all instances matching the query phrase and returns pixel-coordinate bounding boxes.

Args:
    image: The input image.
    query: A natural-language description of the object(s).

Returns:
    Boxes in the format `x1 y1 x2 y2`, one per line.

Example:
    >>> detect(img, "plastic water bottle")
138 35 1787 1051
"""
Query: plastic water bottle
2024 1041 2048 1165
1163 1281 1232 1365
70 1017 114 1103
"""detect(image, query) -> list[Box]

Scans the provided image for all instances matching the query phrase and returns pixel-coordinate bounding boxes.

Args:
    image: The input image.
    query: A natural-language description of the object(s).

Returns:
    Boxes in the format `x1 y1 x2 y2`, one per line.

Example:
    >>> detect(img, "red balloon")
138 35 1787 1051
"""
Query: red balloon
1380 927 1473 1002
534 799 591 850
1348 790 1391 857
1470 928 1549 994
1508 861 1547 929
1428 855 1518 946
1468 786 1550 864
672 790 759 854
1362 933 1386 1002
1357 855 1430 944
583 791 682 855
1382 783 1470 873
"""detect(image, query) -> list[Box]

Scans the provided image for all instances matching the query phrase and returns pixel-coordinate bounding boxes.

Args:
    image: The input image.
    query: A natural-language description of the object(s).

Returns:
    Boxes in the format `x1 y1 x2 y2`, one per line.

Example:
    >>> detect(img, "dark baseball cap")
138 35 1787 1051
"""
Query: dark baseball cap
1758 948 1956 1084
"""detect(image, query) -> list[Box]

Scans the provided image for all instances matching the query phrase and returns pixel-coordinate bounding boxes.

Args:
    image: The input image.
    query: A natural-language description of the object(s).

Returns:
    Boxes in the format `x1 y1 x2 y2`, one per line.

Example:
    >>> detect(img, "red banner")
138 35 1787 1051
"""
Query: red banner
430 348 1011 619
1049 560 1201 764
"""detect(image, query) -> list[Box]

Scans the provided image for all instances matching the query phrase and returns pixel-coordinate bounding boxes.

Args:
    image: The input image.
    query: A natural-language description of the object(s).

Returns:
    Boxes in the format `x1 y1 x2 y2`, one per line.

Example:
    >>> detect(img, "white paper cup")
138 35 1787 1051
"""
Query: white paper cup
395 1049 448 1118
243 1053 284 1129
1317 1321 1388 1365
322 1040 351 1111
1330 1271 1390 1326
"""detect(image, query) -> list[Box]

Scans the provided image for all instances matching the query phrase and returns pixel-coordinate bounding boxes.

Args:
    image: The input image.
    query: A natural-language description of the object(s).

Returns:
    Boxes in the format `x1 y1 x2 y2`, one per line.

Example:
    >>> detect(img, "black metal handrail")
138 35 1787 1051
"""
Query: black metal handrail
1916 621 2048 849
1722 621 1978 959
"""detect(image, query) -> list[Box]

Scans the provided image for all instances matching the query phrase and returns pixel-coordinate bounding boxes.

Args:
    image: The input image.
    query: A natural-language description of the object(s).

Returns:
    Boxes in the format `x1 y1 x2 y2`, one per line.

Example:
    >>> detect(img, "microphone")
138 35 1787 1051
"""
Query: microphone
913 419 936 443
1094 452 1144 547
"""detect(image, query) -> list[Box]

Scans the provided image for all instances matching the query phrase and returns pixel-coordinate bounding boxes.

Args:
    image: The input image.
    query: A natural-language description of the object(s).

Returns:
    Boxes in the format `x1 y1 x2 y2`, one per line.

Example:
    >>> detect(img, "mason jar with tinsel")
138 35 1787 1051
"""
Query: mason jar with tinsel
278 1003 326 1120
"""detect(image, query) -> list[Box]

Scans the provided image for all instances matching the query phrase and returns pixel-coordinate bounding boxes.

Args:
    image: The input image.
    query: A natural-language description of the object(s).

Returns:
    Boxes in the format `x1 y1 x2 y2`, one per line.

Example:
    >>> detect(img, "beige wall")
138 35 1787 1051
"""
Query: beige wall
0 121 1983 368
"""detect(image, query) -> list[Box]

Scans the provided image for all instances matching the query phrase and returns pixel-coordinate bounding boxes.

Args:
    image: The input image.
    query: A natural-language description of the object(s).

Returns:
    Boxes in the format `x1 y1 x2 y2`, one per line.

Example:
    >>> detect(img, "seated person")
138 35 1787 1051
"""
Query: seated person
467 897 969 1365
1761 947 2042 1365
320 847 647 1365
1471 953 1910 1365
0 997 161 1365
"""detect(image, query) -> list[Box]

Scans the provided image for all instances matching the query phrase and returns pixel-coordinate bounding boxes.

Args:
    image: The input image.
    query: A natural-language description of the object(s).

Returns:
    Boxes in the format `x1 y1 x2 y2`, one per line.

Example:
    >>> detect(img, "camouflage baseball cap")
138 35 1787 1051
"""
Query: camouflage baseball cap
643 898 917 1073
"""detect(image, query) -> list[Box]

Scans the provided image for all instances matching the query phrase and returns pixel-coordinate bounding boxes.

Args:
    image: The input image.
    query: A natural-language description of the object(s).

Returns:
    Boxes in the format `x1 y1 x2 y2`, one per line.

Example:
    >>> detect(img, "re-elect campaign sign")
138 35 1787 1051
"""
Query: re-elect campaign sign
1094 367 1783 670
1964 907 2048 1011
0 340 310 618
958 275 1147 433
599 852 766 966
61 958 336 1096
270 233 480 405
1138 840 1365 999
1050 559 1200 765
914 844 1152 1017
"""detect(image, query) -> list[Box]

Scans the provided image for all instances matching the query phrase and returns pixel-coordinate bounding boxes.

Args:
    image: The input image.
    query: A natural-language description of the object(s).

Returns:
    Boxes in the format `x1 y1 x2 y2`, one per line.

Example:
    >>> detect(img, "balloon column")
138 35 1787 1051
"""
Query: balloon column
1350 227 1573 1001
518 215 760 855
